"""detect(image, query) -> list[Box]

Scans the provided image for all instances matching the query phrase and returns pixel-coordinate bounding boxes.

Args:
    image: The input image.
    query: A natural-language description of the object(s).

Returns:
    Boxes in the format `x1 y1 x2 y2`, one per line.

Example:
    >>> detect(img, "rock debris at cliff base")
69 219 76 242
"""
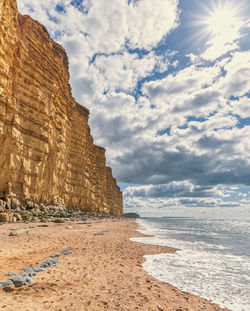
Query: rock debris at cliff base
0 0 123 218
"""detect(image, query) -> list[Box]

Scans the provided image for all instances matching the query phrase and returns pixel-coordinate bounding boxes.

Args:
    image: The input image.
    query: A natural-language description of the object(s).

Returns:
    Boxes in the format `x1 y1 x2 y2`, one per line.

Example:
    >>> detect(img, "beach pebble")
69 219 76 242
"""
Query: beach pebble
11 275 33 287
4 272 17 277
22 266 45 277
61 248 72 255
40 259 61 268
54 218 65 223
93 232 105 236
49 254 61 258
0 279 13 288
9 231 19 236
157 304 163 311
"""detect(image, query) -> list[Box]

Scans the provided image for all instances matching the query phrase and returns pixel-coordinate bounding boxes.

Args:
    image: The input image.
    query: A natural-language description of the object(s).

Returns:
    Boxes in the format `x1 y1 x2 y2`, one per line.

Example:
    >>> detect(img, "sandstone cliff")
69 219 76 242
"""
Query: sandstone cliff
0 0 123 216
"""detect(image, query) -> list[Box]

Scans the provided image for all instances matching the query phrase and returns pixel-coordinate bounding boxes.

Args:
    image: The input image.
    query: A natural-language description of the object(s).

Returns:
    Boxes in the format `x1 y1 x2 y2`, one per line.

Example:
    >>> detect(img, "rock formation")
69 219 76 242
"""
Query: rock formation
0 0 123 217
124 213 140 219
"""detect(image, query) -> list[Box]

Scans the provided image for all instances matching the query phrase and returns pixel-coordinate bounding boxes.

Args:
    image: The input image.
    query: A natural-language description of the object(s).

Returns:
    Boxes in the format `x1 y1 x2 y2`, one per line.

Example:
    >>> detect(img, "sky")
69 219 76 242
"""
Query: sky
17 0 250 218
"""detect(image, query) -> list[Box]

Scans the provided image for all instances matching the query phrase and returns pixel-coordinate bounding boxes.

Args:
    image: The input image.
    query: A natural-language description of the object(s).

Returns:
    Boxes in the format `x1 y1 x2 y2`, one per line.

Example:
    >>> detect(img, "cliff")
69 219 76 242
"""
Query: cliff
0 0 123 217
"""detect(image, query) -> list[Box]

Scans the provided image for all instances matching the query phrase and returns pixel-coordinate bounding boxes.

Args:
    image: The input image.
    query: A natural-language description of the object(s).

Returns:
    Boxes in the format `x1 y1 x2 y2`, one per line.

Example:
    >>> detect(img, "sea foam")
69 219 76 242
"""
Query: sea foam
131 218 250 311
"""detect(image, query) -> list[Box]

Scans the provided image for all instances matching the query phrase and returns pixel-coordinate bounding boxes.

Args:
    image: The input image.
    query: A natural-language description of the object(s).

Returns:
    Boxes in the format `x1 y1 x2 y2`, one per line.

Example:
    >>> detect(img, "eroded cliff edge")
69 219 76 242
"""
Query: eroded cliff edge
0 0 123 217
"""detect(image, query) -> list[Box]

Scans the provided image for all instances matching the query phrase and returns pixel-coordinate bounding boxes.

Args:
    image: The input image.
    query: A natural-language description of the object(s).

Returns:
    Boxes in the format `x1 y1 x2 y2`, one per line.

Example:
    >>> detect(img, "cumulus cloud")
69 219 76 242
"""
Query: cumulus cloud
218 50 250 98
126 0 179 49
124 181 218 198
228 97 250 119
141 63 223 126
113 133 250 187
123 195 248 217
90 51 162 93
17 0 179 53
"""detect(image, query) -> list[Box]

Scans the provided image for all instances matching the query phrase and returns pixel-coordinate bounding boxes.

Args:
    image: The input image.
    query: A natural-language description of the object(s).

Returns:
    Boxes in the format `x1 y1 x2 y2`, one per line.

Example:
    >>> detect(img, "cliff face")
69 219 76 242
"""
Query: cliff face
0 0 123 216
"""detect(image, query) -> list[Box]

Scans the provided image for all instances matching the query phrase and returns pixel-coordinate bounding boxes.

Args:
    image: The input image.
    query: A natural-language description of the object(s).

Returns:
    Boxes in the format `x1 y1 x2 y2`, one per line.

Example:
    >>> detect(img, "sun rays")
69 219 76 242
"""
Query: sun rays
203 2 241 36
190 0 245 59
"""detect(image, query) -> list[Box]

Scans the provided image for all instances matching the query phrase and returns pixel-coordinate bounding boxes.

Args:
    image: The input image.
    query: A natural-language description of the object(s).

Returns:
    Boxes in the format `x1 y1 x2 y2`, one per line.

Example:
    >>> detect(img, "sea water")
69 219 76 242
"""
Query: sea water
131 217 250 311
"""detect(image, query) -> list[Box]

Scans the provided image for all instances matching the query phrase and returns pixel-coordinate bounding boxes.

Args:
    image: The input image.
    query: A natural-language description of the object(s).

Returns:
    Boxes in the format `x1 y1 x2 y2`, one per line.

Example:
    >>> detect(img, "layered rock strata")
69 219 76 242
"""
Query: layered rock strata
0 0 123 217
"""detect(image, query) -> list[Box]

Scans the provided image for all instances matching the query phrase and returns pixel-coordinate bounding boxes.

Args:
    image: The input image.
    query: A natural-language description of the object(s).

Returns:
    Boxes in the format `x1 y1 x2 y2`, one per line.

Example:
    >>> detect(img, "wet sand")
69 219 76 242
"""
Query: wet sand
0 219 229 310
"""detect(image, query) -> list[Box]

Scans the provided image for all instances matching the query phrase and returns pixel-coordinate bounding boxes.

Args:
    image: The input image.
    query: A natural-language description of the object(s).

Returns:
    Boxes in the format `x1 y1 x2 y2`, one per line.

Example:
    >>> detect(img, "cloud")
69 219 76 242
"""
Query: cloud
228 97 250 118
90 51 162 93
17 0 179 53
141 63 223 125
124 181 218 198
123 195 247 217
126 0 179 49
218 50 250 98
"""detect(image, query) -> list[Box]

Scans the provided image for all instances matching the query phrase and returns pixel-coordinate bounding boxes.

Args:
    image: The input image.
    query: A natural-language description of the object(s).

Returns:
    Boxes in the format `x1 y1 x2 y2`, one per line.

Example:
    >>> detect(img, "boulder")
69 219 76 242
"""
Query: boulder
11 198 20 209
0 213 12 222
54 218 65 223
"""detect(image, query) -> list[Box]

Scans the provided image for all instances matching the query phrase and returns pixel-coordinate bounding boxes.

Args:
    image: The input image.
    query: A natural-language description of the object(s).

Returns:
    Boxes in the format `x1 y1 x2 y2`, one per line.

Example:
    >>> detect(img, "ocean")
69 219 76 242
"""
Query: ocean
131 217 250 311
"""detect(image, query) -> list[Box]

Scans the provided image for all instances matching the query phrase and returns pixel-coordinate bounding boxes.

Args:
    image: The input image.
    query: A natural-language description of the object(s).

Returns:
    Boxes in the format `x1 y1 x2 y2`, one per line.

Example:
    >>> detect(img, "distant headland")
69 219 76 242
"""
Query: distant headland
124 213 140 218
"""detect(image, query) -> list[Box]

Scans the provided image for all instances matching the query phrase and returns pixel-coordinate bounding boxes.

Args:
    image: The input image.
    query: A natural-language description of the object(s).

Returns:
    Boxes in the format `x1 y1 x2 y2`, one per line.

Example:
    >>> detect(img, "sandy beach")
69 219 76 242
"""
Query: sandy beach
0 219 229 311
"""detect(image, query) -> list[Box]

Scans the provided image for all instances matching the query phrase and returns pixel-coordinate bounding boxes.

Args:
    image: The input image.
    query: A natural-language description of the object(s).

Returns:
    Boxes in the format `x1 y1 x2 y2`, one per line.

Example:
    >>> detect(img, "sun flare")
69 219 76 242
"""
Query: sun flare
194 1 245 59
205 4 241 36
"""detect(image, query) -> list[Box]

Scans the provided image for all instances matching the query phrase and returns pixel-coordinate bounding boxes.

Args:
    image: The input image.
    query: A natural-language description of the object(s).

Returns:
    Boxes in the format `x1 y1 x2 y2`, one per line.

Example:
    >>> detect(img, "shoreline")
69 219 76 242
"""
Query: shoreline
0 218 229 310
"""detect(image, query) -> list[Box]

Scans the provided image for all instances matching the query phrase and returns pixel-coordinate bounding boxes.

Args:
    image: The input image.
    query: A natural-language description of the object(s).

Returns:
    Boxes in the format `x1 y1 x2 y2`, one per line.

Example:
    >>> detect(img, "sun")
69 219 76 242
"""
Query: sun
192 1 245 59
204 3 241 36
